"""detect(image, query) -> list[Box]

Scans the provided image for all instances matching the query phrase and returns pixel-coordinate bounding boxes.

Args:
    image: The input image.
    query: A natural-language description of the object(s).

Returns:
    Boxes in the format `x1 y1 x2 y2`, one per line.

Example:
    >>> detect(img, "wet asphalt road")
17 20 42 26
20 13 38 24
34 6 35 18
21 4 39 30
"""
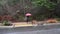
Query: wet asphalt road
0 24 60 34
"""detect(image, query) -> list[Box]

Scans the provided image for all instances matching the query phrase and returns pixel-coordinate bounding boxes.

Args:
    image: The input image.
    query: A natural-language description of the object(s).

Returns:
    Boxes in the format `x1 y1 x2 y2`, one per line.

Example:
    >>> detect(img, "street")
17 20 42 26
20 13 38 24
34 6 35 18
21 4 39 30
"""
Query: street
0 24 60 34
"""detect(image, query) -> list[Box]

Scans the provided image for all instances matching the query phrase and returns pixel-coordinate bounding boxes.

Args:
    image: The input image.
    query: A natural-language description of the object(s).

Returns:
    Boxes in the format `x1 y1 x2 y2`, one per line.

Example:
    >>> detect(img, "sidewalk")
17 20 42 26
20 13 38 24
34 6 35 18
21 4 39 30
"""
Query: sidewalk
0 22 60 28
